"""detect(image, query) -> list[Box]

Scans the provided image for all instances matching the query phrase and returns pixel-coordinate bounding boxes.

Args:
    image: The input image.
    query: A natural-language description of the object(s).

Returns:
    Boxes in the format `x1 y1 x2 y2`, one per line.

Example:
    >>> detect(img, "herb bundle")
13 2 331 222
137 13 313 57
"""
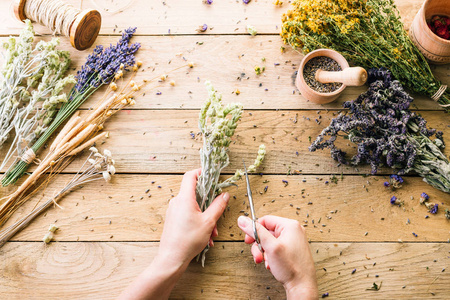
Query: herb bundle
310 68 449 193
0 64 151 228
2 27 141 186
196 81 266 265
0 20 75 171
281 0 450 109
0 147 116 248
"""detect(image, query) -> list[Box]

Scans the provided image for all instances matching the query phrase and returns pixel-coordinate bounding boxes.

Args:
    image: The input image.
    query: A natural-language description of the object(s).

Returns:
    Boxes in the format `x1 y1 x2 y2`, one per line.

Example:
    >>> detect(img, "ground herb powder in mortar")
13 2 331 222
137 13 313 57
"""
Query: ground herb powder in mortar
303 56 342 93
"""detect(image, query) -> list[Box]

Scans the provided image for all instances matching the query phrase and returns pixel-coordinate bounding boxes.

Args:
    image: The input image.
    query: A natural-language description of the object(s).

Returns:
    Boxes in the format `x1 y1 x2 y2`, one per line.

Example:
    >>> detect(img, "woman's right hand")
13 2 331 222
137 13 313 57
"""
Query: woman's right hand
237 215 318 299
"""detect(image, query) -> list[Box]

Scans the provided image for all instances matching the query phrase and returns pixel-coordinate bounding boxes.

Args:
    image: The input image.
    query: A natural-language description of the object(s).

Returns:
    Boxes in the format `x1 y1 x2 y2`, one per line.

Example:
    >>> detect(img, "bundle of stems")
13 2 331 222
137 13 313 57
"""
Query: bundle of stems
196 81 266 265
281 0 450 109
0 66 147 227
0 20 75 171
0 147 115 248
0 61 193 238
2 27 141 186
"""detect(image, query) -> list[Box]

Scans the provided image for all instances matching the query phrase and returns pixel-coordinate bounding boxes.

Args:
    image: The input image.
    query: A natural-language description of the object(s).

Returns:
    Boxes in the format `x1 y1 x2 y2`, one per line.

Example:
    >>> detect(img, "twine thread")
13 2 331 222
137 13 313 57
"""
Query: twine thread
21 148 36 164
431 85 450 108
24 0 81 36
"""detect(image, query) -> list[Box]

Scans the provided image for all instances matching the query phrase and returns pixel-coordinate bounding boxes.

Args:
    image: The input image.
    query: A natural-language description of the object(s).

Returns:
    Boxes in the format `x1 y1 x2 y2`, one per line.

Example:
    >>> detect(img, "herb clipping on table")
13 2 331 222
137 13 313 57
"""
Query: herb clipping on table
0 20 75 172
281 0 450 109
196 81 266 266
310 68 449 193
2 27 141 187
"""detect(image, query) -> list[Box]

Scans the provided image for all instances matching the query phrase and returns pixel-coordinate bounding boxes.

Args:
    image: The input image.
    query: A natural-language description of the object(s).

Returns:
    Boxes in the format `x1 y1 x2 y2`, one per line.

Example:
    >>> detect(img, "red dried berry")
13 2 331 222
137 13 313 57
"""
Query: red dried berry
436 26 448 37
443 16 450 26
442 32 450 40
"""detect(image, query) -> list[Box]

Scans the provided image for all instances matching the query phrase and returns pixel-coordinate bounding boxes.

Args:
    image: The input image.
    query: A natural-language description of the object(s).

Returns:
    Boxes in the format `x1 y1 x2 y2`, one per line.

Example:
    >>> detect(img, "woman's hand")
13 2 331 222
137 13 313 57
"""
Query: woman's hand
237 215 318 300
119 169 229 300
159 168 230 267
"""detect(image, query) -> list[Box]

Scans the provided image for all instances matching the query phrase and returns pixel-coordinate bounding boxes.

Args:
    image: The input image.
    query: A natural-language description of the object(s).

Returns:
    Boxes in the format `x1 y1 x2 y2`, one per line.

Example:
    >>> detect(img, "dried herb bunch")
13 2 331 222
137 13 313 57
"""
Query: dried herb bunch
2 27 140 186
310 68 449 193
281 0 450 109
0 147 116 248
0 62 150 228
196 81 265 265
0 20 75 171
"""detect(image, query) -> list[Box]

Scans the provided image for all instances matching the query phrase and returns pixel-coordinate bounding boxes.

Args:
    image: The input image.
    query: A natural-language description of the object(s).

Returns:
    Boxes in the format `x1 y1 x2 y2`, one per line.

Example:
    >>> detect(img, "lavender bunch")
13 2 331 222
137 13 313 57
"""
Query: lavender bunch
196 81 265 265
310 68 449 193
2 27 140 186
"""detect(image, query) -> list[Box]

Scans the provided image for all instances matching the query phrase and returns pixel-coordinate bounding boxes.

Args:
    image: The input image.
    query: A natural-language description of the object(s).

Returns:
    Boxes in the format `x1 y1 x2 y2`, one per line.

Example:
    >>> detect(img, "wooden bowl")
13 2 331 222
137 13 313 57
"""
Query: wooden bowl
409 0 450 64
295 49 349 104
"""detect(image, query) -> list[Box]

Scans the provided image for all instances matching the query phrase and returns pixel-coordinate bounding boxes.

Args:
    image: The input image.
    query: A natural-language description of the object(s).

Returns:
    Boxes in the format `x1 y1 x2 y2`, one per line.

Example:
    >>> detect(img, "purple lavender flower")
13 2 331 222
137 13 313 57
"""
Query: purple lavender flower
421 192 429 201
390 196 397 205
429 204 438 214
205 0 213 4
309 68 449 193
74 27 140 94
243 0 251 3
383 181 390 187
197 24 208 32
322 293 329 298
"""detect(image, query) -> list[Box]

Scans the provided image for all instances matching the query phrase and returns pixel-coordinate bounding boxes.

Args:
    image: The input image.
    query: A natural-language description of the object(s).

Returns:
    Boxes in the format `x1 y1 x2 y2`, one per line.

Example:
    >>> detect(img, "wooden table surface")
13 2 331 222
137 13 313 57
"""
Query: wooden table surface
0 0 449 299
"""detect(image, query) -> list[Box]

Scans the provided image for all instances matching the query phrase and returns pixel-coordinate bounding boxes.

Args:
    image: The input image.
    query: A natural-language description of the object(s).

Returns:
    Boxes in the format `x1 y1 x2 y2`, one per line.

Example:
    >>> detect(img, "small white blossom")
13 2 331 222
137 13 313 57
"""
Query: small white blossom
102 171 112 182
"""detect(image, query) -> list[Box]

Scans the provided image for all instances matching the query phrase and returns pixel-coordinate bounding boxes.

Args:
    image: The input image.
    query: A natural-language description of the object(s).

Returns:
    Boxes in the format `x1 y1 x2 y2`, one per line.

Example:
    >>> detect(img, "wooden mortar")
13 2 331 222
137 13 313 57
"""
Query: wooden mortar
409 0 450 64
295 49 349 104
13 0 101 50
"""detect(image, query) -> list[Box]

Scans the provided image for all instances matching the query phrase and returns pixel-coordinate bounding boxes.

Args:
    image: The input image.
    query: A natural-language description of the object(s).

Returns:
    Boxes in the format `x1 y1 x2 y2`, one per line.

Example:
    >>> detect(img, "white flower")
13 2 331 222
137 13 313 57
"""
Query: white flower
102 171 111 182
108 165 116 175
94 163 102 170
88 158 96 165
103 149 112 157
89 147 98 153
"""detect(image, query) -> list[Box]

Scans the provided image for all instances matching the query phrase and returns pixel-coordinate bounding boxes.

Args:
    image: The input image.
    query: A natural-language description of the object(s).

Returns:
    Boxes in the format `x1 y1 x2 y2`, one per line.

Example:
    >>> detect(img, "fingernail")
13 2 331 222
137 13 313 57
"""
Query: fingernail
223 192 230 203
238 216 248 227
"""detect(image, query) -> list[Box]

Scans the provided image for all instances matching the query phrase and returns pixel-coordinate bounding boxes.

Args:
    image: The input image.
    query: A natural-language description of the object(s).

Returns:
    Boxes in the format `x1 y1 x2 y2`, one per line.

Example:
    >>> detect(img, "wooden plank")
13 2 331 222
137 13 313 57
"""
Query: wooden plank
0 0 423 35
0 35 446 110
2 110 445 175
3 174 449 243
0 241 448 299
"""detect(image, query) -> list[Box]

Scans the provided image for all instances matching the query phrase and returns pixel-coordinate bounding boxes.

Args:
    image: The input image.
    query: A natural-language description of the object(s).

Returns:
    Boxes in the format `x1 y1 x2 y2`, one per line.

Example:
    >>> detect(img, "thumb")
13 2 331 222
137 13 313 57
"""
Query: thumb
237 216 276 250
203 192 230 223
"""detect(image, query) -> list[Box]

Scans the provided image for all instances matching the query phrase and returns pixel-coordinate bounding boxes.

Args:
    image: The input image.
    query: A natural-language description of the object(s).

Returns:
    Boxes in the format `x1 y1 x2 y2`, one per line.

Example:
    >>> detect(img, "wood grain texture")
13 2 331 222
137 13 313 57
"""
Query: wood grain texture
0 0 423 35
1 35 447 111
1 110 446 175
2 174 449 243
0 241 449 299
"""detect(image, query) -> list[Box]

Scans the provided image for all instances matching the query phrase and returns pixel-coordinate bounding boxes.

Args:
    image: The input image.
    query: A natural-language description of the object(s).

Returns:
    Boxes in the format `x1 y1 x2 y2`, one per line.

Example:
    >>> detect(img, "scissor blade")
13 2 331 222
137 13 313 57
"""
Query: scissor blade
243 161 257 221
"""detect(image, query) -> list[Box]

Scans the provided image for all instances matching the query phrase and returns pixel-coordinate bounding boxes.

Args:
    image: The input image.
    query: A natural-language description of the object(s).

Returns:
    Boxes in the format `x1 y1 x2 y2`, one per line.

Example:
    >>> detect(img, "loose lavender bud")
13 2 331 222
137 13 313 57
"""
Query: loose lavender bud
429 204 438 214
390 196 398 205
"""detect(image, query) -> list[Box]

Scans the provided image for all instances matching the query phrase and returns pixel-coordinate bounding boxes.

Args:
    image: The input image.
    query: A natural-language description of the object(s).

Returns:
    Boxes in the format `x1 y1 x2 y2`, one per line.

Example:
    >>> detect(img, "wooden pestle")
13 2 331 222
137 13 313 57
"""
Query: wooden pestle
315 67 368 86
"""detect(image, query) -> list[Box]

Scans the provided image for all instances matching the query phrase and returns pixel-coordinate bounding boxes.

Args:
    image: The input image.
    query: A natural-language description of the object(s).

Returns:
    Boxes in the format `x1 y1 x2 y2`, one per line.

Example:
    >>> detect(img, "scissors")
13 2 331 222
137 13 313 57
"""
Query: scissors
243 160 263 254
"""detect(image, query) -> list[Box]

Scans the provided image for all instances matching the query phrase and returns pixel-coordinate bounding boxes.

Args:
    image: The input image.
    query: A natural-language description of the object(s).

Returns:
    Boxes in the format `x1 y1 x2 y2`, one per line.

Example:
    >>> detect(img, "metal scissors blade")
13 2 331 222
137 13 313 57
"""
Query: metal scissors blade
243 160 263 253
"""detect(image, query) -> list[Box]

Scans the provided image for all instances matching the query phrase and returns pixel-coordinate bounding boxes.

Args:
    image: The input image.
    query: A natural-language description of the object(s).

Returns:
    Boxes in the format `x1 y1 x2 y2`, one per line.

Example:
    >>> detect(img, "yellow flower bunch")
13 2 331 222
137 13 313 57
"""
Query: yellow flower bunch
280 0 450 109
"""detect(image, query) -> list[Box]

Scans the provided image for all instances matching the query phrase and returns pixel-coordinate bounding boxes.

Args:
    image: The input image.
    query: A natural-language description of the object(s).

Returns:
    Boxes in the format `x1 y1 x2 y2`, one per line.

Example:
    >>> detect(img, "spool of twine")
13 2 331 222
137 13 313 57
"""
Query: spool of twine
13 0 102 50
